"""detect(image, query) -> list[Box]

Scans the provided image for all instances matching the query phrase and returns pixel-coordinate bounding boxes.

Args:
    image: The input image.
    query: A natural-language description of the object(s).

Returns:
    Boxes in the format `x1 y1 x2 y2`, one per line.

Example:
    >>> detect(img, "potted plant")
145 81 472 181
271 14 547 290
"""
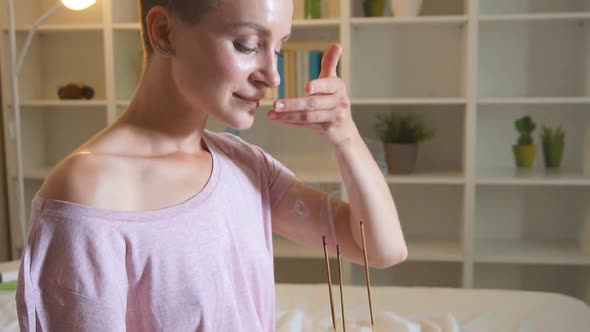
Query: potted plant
363 0 386 17
513 115 537 169
540 125 565 169
391 0 423 17
374 113 434 174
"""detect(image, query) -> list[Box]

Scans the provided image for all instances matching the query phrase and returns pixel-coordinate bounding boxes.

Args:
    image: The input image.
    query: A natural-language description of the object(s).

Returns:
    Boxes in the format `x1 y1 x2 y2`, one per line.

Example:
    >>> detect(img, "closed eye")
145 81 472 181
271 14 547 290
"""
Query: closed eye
234 41 257 54
235 41 283 58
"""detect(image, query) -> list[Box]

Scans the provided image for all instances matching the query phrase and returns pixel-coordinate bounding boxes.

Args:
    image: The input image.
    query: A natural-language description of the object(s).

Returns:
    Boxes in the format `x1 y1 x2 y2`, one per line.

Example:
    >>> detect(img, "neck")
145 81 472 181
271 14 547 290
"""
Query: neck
116 58 209 155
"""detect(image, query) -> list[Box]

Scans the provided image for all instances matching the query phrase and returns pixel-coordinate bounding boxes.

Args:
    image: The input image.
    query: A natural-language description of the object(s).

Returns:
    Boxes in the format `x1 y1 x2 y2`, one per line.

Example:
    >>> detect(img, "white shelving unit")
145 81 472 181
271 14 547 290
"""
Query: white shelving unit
1 0 589 304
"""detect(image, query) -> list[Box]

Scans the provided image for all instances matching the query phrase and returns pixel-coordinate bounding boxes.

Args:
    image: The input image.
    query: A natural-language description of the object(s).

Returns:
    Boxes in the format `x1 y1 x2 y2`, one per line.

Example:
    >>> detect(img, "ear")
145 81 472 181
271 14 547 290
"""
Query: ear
146 6 175 55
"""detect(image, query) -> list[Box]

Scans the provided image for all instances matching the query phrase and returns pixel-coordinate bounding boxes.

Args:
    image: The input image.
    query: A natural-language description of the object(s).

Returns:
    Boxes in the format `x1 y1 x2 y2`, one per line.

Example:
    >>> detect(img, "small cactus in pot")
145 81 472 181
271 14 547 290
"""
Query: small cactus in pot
513 115 537 168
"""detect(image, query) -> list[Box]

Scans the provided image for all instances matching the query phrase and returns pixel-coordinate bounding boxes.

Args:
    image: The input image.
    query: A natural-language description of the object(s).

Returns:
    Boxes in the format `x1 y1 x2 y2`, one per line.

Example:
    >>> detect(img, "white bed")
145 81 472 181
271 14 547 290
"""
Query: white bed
274 284 590 332
2 284 590 331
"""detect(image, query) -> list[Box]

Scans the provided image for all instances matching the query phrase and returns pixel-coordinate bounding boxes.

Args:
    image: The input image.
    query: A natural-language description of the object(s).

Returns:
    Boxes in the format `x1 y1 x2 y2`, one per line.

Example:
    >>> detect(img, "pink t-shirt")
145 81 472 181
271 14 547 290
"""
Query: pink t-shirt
16 130 295 331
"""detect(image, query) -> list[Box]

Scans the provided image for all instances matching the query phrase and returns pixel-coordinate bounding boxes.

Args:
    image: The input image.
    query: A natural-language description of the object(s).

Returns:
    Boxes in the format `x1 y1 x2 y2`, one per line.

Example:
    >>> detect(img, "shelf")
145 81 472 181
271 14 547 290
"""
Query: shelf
19 100 107 107
287 167 464 185
478 19 587 98
273 238 464 262
20 168 51 180
5 24 103 32
113 23 141 30
352 98 467 105
109 18 341 29
351 15 467 26
478 0 590 16
385 172 465 184
350 20 464 99
476 239 590 266
292 19 340 28
8 29 106 100
480 12 590 22
478 97 590 105
406 240 463 262
289 167 341 183
477 168 590 186
355 260 463 288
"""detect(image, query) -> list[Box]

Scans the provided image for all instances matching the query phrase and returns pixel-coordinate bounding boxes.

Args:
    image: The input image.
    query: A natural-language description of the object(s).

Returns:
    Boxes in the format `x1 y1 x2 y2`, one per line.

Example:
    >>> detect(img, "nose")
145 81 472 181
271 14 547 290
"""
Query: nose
251 50 281 89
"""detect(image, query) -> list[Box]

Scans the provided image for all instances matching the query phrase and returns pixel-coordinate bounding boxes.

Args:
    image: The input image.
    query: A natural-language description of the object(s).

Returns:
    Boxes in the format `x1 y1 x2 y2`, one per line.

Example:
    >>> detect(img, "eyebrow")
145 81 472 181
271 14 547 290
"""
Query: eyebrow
227 21 291 41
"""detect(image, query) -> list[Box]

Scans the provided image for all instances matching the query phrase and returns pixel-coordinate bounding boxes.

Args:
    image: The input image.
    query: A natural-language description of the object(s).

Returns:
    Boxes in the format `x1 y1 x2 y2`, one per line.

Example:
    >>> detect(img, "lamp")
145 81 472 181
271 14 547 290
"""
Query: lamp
6 0 96 252
61 0 96 11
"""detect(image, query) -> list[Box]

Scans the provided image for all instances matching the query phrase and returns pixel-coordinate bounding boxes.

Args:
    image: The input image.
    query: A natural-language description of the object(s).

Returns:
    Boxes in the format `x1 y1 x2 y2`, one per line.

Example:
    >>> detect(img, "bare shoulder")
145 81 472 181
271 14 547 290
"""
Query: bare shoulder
38 151 118 206
37 125 136 207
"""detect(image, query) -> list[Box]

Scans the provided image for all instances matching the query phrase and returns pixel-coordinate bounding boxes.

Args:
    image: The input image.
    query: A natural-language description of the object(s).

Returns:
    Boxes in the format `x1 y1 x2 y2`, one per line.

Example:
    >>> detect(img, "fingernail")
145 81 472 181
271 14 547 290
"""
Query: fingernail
275 101 284 110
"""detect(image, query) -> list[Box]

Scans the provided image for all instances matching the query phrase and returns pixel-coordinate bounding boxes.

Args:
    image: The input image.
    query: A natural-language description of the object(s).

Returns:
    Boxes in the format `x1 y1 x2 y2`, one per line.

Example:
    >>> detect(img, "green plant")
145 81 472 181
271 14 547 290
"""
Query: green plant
514 115 536 145
363 0 386 17
374 113 434 144
540 125 565 146
540 125 565 168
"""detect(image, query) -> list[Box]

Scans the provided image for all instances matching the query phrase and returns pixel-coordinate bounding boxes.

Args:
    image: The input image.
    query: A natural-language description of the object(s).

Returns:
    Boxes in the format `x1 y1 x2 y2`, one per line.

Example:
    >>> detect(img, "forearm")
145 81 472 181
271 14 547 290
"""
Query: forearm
333 129 407 268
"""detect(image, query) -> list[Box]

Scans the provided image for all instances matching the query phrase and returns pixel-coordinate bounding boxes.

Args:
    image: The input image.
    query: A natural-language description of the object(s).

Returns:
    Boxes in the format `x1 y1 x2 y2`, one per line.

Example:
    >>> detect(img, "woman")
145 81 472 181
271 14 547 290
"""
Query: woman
16 0 407 330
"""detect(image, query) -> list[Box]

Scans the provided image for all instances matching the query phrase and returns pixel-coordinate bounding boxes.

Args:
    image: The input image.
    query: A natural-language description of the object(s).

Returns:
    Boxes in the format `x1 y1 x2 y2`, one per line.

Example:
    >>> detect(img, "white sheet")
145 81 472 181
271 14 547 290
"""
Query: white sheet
276 309 459 332
275 284 590 332
0 291 18 332
2 285 590 331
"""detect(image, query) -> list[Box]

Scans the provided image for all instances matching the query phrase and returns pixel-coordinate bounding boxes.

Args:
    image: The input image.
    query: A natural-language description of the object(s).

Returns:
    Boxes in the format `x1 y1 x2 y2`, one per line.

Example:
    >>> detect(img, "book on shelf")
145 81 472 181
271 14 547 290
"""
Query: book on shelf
0 260 20 283
270 41 334 100
277 54 285 99
293 0 304 20
261 41 336 102
293 0 340 19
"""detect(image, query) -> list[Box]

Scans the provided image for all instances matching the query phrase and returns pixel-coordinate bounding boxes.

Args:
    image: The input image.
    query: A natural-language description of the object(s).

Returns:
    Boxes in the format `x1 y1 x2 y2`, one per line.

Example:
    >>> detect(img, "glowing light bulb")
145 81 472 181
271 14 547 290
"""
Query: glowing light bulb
60 0 96 11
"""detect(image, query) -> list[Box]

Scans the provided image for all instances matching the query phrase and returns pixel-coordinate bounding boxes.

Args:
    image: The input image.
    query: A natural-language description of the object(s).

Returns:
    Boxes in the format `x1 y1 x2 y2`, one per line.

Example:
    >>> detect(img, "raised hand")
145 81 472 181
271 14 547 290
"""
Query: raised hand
267 43 357 148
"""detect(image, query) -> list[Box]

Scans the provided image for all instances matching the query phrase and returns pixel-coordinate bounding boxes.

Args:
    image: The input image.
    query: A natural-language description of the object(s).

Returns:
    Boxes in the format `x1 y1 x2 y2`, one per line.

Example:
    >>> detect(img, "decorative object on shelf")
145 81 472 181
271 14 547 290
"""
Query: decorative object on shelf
374 113 434 174
363 0 386 17
57 81 95 100
540 125 565 169
6 0 96 247
391 0 422 17
512 115 537 169
305 0 322 19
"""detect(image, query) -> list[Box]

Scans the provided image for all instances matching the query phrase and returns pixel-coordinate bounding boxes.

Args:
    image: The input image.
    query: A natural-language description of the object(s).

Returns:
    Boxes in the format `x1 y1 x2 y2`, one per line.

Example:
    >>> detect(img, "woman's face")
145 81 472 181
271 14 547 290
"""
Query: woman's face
170 0 292 130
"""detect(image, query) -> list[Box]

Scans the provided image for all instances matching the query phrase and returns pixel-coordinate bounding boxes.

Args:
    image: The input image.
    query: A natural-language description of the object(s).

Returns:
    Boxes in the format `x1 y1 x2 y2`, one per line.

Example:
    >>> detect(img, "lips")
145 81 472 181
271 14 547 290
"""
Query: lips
234 93 262 109
234 93 263 102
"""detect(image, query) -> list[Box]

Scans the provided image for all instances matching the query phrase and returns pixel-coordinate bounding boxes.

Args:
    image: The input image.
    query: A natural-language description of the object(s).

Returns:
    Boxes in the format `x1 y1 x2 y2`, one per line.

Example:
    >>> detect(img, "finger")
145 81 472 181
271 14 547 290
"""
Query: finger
305 77 343 95
273 94 336 112
271 119 324 131
268 109 339 124
319 43 342 78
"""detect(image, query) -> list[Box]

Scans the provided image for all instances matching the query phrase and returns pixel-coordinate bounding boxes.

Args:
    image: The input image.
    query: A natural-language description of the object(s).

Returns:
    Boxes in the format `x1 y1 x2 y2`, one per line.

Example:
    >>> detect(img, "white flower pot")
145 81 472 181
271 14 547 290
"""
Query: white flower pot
391 0 423 17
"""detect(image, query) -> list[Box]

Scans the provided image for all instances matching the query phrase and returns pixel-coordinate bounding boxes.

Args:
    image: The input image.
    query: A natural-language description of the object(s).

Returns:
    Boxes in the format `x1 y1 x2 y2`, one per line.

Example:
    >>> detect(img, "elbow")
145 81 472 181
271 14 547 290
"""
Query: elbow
372 244 408 269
